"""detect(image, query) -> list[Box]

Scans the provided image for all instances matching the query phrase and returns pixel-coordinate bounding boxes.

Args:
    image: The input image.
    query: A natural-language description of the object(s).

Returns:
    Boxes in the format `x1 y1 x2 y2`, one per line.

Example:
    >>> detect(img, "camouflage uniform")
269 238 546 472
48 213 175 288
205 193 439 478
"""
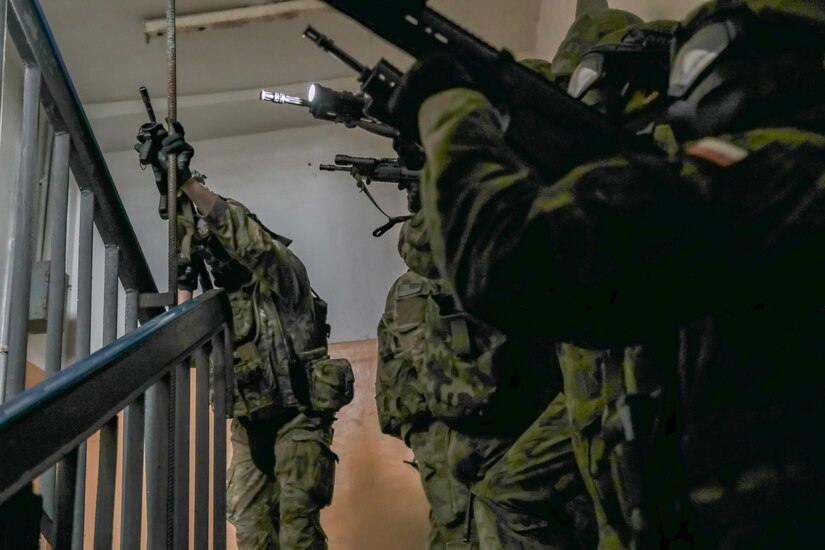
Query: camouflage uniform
389 212 597 549
414 11 825 544
376 214 476 549
196 197 340 549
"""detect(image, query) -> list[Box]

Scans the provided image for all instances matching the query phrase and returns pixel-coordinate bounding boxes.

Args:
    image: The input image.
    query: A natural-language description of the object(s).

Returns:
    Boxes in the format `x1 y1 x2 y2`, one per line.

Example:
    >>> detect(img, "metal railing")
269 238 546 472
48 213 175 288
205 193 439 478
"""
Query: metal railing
0 0 233 548
0 290 233 549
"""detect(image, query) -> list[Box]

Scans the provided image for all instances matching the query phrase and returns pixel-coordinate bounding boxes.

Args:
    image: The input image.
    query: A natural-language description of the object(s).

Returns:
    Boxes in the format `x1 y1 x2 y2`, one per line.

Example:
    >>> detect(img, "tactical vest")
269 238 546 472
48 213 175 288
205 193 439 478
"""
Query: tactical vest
420 282 559 437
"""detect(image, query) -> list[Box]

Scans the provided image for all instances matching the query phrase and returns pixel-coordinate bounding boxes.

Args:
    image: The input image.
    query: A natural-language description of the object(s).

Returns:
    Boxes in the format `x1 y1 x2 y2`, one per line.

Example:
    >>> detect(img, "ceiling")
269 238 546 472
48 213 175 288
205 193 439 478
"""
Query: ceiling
39 0 542 152
37 1 705 153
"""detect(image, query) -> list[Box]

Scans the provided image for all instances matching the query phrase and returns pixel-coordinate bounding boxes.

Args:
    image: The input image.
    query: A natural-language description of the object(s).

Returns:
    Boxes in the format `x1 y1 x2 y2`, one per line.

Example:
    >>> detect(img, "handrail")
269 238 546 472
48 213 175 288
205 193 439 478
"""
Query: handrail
0 290 231 503
6 0 163 321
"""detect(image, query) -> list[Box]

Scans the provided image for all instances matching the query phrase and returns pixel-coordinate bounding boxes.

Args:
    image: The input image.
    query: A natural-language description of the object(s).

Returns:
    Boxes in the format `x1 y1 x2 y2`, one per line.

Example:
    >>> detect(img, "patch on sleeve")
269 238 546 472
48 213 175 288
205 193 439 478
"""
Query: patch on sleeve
685 137 749 167
397 283 424 299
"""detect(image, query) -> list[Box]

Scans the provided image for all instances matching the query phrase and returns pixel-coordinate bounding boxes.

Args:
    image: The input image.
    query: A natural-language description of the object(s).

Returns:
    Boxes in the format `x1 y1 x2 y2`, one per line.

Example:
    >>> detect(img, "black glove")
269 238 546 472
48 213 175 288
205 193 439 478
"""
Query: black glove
158 130 194 185
388 51 477 142
135 123 171 218
392 136 426 171
177 255 200 292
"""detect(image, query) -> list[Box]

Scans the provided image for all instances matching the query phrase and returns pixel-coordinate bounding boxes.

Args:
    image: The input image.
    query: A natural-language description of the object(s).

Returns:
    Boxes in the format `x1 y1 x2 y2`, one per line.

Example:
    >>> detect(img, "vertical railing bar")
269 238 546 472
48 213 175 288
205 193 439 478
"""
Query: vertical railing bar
0 1 9 401
120 289 143 550
71 189 94 550
212 329 229 550
93 245 119 549
193 347 209 549
39 131 71 520
173 359 190 550
34 122 53 262
146 376 171 549
54 448 78 550
3 63 41 401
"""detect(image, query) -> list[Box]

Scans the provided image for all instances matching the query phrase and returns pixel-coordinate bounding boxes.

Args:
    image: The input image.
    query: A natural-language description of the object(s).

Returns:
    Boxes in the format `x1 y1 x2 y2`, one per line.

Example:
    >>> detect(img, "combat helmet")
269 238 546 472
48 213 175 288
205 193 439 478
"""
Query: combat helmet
551 8 644 86
666 0 825 138
567 20 676 128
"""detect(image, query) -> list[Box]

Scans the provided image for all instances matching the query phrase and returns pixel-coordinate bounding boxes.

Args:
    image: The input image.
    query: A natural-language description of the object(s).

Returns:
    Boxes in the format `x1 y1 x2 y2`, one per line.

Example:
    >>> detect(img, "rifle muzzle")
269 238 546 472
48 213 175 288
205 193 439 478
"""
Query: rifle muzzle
259 90 310 107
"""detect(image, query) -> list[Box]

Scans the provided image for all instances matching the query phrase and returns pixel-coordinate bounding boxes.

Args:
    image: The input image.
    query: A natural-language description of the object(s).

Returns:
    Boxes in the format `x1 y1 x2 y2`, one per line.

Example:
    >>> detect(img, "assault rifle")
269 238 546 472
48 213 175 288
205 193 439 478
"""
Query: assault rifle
259 85 398 139
306 2 663 182
320 155 420 189
320 155 420 237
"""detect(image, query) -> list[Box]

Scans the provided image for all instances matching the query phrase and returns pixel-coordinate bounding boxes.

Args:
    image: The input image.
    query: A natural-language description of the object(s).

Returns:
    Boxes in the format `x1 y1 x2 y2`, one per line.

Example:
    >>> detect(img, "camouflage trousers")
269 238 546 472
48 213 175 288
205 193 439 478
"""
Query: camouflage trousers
450 393 598 550
408 420 478 550
227 411 336 550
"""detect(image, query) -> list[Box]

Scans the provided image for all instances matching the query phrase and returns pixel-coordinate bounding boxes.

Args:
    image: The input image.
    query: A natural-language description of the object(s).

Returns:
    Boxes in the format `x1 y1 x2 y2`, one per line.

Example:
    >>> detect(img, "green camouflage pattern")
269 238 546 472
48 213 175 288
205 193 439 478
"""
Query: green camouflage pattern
682 0 825 32
204 197 322 417
466 393 598 549
375 269 437 442
227 413 336 550
520 58 555 81
556 344 629 549
398 211 440 279
417 72 825 545
408 421 478 549
550 9 643 78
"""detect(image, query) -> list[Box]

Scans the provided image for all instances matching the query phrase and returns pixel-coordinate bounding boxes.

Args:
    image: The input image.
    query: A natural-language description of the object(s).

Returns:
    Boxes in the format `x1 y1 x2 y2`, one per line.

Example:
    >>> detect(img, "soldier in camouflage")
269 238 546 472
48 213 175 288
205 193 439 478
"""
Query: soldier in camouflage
389 0 825 547
141 129 353 549
376 211 476 549
382 205 597 549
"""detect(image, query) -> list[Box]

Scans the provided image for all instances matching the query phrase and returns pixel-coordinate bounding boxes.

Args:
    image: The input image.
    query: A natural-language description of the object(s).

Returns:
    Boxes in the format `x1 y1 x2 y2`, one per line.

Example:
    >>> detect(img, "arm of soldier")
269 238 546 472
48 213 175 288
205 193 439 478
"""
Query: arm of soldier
417 89 708 342
181 179 304 300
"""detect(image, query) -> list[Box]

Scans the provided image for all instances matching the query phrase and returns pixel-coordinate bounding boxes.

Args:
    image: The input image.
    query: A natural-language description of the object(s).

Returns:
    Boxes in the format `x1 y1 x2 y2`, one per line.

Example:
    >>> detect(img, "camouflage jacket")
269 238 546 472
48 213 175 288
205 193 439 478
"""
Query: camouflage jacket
418 87 825 534
204 197 324 419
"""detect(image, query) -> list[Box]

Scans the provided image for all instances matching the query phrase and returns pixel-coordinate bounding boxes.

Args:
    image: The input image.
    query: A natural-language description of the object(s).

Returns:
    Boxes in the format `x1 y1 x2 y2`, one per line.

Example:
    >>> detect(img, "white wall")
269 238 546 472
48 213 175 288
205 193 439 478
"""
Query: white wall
106 123 408 343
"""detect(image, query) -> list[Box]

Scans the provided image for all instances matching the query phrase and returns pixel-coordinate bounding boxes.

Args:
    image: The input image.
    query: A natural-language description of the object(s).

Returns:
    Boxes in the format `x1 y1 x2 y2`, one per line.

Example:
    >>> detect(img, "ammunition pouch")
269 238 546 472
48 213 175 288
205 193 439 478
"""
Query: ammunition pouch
293 347 354 414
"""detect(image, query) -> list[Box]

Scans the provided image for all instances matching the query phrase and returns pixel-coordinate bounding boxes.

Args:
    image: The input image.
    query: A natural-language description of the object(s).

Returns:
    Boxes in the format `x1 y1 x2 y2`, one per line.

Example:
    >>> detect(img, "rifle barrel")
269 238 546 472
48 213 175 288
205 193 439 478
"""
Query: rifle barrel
139 86 157 123
303 25 369 81
319 164 351 172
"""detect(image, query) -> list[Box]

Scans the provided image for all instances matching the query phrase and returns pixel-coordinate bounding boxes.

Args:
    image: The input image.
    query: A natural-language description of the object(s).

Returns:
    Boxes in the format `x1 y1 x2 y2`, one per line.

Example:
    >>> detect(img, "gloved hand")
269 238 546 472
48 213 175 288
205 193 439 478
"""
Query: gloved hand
158 129 194 185
388 51 478 142
135 123 171 218
177 254 200 292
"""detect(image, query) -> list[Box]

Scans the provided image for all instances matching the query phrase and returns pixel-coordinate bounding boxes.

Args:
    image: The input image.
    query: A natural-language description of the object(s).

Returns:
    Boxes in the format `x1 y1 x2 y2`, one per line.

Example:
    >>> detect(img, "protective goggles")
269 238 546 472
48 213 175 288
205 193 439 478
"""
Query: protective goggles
567 52 605 99
668 19 740 98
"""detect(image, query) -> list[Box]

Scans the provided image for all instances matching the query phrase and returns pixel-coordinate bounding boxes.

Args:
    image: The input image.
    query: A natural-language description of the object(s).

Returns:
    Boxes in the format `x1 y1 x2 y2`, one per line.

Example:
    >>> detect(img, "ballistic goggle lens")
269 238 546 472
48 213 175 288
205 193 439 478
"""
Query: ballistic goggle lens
568 53 604 99
669 21 735 98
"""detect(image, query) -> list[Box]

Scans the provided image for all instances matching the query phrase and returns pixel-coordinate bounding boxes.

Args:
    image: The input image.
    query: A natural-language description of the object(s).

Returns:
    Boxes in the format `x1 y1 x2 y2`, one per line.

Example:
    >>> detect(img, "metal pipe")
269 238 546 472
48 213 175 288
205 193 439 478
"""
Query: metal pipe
120 290 143 550
4 63 41 400
44 132 71 375
71 189 94 550
145 374 171 550
54 448 78 549
34 124 53 261
173 360 189 549
212 329 230 550
166 0 177 301
94 245 119 548
0 0 10 402
193 347 209 549
40 130 71 520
